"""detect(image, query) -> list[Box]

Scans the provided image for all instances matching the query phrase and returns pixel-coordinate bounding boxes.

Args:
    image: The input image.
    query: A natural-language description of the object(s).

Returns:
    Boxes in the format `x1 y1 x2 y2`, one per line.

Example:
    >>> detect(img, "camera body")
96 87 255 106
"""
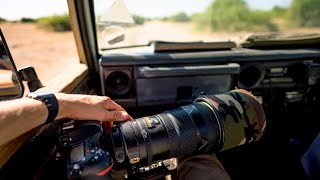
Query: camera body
58 121 113 180
58 120 175 180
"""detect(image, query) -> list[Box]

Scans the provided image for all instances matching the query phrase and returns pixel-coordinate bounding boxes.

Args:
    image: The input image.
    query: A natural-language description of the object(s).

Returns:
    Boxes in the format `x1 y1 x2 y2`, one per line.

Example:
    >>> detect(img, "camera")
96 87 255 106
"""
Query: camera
58 121 113 179
59 89 266 180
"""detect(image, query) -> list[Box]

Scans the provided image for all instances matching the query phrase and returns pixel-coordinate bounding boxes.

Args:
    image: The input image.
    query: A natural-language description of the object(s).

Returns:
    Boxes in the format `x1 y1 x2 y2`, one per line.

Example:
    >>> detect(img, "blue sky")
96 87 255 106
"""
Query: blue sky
0 0 291 20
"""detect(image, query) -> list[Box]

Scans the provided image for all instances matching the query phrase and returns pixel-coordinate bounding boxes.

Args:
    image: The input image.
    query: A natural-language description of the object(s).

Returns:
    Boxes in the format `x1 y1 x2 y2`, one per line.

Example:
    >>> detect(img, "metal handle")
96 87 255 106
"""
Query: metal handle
137 63 240 78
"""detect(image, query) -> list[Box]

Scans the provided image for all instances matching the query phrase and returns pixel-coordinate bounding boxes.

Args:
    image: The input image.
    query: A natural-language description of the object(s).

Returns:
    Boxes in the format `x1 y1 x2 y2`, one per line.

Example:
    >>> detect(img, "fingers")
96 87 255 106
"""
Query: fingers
104 97 125 111
103 110 134 121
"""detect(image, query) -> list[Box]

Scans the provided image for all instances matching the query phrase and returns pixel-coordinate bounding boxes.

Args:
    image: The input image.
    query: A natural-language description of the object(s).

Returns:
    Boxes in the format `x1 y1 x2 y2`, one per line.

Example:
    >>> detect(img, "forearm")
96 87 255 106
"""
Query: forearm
0 93 132 146
0 94 69 146
0 98 48 146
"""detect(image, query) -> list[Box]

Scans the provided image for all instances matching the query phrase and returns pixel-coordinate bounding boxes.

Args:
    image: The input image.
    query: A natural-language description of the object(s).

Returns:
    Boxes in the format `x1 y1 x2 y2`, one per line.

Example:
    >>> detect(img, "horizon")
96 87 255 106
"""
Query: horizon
0 0 291 21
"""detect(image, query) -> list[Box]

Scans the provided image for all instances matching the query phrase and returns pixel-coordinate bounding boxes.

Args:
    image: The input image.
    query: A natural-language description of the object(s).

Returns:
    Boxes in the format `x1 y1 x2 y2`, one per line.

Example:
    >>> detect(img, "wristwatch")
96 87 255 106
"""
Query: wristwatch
27 91 59 124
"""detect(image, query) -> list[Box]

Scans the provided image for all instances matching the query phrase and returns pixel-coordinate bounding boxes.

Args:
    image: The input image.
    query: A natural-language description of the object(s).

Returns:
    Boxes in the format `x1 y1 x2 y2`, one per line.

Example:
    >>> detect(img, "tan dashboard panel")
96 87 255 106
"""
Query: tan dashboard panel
37 63 88 93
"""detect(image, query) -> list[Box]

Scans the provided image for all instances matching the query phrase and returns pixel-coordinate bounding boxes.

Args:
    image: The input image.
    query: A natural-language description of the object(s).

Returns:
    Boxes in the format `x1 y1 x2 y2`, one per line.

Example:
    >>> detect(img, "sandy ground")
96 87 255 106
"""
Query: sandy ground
98 21 250 49
0 22 79 84
1 21 319 86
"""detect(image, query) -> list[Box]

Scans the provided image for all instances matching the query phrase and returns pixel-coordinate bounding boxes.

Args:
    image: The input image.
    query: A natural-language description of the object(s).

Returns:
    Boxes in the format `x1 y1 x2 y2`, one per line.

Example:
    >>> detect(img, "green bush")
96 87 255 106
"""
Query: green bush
207 0 250 31
270 6 287 18
132 15 146 25
288 0 320 27
169 12 191 22
38 14 71 31
20 17 36 23
160 12 191 23
159 17 169 21
248 10 278 31
0 17 6 23
192 0 277 32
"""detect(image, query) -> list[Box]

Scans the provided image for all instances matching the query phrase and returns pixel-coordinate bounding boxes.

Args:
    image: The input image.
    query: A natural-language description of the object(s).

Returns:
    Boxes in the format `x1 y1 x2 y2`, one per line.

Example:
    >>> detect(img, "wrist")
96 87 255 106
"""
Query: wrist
27 91 59 124
55 93 71 120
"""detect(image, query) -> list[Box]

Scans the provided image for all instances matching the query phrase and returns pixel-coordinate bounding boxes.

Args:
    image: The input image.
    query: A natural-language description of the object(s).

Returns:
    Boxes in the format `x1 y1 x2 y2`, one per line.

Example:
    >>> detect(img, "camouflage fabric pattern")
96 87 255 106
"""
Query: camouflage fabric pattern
203 89 266 151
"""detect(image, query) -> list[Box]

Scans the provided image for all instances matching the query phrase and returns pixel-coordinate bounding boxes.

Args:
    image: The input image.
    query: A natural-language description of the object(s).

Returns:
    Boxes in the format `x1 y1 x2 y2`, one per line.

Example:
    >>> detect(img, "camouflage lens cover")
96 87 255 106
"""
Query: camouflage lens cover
197 89 266 151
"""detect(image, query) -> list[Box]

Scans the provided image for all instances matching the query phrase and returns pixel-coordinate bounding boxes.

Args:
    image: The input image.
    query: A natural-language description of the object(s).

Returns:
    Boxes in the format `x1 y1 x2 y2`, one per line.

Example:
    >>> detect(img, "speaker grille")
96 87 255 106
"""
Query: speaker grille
106 71 131 96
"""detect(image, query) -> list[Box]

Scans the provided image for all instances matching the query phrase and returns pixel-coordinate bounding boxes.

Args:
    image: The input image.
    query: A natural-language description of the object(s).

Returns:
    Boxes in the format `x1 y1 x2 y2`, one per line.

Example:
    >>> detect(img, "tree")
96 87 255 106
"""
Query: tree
207 0 250 31
271 6 287 18
288 0 320 27
0 17 7 23
170 12 191 22
193 0 275 32
132 15 146 25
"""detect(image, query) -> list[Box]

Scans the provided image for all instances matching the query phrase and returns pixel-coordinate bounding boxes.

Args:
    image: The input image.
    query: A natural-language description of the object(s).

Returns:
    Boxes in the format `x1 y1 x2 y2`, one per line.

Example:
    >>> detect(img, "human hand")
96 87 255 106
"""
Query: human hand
55 93 133 121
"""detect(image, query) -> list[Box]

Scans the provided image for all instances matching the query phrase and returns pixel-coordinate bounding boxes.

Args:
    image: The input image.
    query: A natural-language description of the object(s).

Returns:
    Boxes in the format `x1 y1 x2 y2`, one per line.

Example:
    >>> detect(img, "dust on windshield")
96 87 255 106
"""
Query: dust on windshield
94 0 320 51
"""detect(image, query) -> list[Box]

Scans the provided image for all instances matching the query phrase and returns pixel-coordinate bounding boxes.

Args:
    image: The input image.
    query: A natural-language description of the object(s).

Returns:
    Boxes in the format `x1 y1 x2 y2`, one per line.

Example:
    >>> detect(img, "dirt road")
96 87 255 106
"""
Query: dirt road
99 21 250 48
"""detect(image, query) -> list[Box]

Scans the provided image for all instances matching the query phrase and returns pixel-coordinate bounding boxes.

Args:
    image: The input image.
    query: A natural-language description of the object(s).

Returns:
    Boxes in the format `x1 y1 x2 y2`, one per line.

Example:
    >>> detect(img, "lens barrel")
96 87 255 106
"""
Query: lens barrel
104 89 266 168
105 101 223 167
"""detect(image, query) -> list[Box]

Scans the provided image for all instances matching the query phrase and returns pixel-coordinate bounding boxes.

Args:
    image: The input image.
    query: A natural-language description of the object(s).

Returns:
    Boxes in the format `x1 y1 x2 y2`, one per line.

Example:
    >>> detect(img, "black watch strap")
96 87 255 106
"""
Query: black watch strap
27 92 59 124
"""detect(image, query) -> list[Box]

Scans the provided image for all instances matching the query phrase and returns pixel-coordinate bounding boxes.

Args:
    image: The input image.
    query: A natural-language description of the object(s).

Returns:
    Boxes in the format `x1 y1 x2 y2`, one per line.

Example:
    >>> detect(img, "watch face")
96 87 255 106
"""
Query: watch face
27 92 38 98
28 92 53 98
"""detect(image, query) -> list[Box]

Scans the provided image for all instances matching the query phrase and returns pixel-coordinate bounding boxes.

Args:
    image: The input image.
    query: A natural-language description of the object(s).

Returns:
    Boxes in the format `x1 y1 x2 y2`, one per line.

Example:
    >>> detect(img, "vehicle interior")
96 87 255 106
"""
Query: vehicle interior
0 0 320 179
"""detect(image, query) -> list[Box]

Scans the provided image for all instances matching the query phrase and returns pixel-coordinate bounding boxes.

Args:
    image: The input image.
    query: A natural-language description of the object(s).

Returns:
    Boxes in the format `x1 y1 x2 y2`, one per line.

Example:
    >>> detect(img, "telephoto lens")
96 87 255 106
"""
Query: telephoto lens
103 89 266 168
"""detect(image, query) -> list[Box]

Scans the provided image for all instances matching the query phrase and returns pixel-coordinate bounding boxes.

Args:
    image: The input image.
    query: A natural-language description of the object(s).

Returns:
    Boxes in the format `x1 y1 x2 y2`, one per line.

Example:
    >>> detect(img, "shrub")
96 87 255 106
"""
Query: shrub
132 15 146 25
20 17 36 23
207 0 250 31
270 6 287 18
169 12 191 22
160 12 191 23
192 0 277 32
287 0 320 27
38 14 71 31
0 17 6 23
247 10 278 31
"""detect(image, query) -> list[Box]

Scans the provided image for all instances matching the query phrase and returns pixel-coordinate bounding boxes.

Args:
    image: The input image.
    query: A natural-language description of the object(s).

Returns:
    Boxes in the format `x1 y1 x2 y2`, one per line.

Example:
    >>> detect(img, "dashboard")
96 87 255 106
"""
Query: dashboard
98 47 320 179
99 48 320 108
2 47 320 180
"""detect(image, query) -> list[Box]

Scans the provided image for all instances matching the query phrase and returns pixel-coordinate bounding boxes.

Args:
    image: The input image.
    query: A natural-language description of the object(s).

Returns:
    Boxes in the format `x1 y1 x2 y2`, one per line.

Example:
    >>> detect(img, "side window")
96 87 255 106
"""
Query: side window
0 1 78 85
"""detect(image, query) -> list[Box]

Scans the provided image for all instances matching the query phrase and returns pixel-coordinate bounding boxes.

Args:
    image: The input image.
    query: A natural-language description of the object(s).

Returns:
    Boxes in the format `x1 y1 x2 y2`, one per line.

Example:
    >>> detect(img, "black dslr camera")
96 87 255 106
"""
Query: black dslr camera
58 90 265 180
58 121 113 180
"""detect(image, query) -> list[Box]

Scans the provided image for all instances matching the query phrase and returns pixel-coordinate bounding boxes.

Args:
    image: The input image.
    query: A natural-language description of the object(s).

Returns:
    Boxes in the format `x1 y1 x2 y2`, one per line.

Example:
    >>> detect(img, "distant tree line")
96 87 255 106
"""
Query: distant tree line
132 15 149 25
0 15 71 32
1 0 319 32
0 17 6 22
160 12 191 22
160 0 320 31
37 14 71 31
288 0 320 27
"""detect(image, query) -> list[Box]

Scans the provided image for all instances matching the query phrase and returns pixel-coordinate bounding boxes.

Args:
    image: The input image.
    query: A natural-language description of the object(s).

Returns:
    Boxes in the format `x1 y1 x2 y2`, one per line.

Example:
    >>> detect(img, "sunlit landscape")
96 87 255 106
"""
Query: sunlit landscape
0 0 319 83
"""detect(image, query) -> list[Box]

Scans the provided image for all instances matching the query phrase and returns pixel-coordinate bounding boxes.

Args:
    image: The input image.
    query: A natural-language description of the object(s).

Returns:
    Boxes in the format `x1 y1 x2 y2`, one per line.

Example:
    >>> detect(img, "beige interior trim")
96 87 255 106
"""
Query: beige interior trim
82 0 98 66
37 63 88 93
67 0 87 65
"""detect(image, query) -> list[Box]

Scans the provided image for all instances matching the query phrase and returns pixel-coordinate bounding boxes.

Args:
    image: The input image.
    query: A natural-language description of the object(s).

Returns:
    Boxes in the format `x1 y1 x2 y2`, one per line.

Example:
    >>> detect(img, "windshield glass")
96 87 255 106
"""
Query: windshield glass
94 0 320 51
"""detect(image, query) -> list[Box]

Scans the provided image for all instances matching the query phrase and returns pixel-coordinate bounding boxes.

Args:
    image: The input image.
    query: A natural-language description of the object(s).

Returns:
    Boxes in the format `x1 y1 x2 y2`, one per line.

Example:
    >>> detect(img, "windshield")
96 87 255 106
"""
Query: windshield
94 0 320 51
